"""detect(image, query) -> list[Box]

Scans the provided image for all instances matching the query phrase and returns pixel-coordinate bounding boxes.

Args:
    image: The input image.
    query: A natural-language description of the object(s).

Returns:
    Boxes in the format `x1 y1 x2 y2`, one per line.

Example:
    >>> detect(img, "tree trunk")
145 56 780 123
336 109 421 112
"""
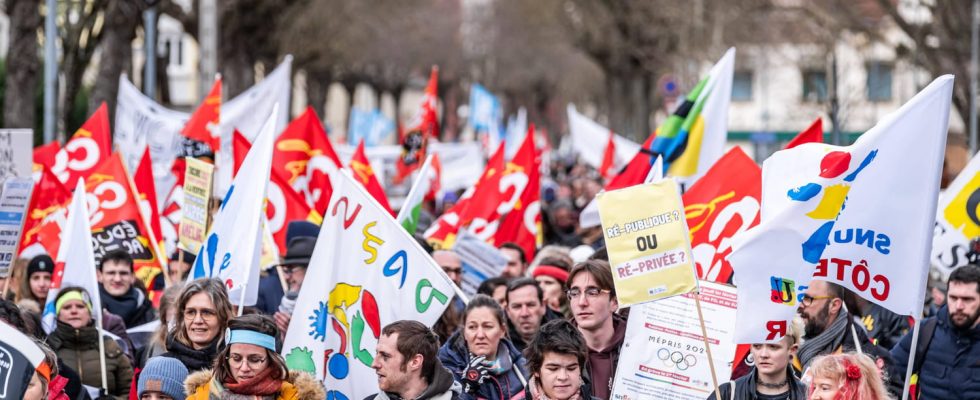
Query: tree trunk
90 0 144 123
221 49 254 98
61 52 86 140
306 70 330 115
605 67 651 140
441 80 460 142
3 0 42 130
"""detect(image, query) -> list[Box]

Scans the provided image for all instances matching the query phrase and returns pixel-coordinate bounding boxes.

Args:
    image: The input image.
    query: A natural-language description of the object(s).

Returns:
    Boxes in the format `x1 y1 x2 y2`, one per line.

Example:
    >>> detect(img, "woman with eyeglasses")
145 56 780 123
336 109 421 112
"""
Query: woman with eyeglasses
185 313 325 399
159 278 233 372
46 286 133 399
439 294 530 400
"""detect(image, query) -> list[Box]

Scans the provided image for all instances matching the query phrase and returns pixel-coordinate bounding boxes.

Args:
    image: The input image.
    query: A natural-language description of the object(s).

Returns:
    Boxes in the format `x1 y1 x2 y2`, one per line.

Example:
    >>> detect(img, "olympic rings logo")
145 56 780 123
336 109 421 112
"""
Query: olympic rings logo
656 348 698 371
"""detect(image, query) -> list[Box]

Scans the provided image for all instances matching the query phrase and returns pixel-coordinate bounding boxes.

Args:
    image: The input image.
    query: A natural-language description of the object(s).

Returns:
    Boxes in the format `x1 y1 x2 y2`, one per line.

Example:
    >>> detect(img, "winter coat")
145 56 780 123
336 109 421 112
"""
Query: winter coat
705 366 806 400
438 331 529 400
255 270 285 315
99 285 157 329
506 308 563 353
890 305 980 400
159 333 220 372
184 369 326 400
363 363 462 400
47 321 133 399
575 314 626 400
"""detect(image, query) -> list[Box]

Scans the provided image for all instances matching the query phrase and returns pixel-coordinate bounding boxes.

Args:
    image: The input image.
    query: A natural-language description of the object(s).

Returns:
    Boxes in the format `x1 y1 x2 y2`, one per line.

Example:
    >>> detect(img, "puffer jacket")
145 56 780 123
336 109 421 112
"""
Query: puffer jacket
705 366 806 400
47 321 133 399
890 305 980 400
184 369 326 400
364 362 462 400
438 331 529 400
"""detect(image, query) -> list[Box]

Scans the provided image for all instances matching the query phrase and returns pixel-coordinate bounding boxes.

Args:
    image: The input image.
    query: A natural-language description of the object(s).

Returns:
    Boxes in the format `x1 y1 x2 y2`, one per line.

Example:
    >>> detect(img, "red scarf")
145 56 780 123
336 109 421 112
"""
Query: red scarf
221 366 283 396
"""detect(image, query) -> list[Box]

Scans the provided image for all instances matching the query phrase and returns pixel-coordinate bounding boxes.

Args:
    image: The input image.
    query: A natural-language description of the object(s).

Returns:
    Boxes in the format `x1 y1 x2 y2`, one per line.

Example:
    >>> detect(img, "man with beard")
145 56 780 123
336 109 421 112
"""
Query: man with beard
891 264 980 400
794 280 899 394
367 320 461 400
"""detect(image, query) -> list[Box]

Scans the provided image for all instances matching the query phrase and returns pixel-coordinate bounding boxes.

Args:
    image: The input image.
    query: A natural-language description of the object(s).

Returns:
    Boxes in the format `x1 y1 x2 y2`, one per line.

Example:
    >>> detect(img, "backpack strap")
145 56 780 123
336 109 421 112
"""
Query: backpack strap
912 317 938 375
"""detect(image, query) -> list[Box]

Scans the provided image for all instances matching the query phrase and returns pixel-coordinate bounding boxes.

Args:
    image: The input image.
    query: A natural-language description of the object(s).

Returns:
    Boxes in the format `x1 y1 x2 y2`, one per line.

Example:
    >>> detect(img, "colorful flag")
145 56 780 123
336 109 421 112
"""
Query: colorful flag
350 140 394 216
730 76 953 343
494 127 541 259
51 103 111 187
281 170 456 400
395 66 439 184
397 155 436 235
180 77 222 153
192 107 278 307
273 106 343 215
42 180 103 333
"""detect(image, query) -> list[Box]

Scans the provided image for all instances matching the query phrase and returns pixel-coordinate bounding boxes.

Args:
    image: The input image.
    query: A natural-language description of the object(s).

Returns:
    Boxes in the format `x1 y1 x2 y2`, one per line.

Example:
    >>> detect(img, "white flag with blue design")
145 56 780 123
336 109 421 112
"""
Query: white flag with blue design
42 180 103 333
192 105 278 306
730 76 952 343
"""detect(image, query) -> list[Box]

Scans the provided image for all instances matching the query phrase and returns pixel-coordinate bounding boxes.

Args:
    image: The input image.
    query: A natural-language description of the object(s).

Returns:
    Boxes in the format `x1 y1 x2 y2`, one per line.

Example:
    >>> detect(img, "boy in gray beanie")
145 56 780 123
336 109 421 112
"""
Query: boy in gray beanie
138 356 188 400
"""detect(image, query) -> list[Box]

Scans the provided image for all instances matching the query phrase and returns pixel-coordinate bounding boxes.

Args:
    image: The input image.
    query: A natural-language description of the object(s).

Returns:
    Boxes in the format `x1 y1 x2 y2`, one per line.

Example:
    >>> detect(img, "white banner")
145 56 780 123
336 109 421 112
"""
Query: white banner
611 281 738 400
731 76 953 343
567 104 639 170
281 170 456 400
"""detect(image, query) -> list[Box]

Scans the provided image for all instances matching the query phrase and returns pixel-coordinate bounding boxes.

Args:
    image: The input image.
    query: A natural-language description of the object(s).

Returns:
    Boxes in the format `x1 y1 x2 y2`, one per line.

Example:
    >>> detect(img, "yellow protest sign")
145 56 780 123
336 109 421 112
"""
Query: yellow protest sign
597 178 699 307
179 158 214 254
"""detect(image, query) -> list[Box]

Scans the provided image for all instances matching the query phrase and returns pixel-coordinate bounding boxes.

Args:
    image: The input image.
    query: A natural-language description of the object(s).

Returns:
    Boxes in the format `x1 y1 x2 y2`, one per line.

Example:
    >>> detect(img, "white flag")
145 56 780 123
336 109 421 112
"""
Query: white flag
192 106 278 307
42 180 103 333
281 171 456 400
730 76 952 343
931 150 980 278
567 104 639 170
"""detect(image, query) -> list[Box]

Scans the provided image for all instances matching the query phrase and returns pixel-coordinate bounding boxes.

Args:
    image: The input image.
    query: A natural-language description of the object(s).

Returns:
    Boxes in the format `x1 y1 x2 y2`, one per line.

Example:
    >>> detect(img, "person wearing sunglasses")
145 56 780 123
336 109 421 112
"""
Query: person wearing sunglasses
566 260 624 400
159 278 233 372
185 313 324 399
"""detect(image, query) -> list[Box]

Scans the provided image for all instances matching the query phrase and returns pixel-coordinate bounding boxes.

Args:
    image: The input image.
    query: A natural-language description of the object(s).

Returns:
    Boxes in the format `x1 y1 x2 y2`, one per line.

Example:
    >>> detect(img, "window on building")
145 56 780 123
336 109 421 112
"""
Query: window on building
802 69 828 102
867 61 893 102
732 70 753 101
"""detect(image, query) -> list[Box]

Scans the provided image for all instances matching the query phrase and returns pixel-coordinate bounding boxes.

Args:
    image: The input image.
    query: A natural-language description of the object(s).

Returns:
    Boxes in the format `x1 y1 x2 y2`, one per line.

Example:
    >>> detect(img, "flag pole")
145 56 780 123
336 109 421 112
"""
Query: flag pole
95 309 109 393
694 294 722 400
120 157 172 288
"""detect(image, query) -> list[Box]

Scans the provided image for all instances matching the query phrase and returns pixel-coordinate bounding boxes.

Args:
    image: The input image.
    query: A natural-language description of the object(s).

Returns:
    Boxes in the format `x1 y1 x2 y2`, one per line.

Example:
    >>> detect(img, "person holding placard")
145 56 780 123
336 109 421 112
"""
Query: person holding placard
706 318 806 400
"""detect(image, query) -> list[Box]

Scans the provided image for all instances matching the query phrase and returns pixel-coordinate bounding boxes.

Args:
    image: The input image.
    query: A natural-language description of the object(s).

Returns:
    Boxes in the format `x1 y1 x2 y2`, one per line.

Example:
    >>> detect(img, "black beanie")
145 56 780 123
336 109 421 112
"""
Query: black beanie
27 254 54 278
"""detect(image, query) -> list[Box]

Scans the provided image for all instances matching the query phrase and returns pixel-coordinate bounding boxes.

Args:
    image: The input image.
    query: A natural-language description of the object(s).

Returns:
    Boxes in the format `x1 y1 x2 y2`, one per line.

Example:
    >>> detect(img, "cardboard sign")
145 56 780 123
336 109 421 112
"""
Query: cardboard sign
597 178 699 307
0 130 33 181
0 178 32 277
179 158 214 253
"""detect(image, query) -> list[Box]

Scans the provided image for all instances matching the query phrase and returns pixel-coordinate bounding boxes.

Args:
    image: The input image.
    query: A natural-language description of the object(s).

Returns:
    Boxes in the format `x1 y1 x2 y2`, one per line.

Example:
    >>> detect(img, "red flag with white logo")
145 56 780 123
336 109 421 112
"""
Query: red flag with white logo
273 107 342 215
51 103 111 187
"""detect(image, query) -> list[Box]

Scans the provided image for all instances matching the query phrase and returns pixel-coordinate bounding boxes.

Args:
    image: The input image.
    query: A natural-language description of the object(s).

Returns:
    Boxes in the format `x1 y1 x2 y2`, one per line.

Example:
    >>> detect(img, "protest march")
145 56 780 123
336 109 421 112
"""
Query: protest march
1 2 980 400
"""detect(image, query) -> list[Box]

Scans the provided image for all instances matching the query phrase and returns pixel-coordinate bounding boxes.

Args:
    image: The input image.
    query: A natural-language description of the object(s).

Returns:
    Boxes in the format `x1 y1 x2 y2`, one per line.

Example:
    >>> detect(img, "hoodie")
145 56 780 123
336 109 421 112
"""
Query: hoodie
364 362 462 400
575 314 626 400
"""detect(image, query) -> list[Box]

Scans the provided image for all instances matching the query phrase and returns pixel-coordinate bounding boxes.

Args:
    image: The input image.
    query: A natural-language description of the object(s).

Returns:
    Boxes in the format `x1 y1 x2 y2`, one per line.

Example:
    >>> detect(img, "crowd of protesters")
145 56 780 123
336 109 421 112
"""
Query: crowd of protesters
0 158 977 400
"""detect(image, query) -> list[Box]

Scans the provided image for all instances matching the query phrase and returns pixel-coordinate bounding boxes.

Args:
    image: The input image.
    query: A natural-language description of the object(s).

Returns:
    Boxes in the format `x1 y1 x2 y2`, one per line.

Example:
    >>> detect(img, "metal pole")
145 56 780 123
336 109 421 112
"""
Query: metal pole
43 0 57 144
143 6 158 98
199 0 218 100
970 0 979 155
830 50 842 146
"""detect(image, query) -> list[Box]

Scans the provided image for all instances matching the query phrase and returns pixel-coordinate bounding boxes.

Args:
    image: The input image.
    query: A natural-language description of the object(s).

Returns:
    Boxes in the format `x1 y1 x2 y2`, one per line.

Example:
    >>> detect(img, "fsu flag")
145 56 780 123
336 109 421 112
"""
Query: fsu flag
350 140 394 215
235 130 322 253
51 102 111 187
273 106 343 215
180 77 222 154
395 66 439 184
494 127 541 259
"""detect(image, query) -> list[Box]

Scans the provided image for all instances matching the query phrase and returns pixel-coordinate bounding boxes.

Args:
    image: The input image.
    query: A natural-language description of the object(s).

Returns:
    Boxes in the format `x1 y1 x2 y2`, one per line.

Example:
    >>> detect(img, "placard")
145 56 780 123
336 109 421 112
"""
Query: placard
179 158 214 253
0 130 33 181
0 178 32 277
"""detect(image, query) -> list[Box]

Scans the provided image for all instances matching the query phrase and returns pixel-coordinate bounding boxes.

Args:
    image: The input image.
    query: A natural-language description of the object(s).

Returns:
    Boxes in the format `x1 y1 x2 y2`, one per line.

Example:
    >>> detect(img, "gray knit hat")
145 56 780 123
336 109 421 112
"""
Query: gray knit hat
138 357 188 400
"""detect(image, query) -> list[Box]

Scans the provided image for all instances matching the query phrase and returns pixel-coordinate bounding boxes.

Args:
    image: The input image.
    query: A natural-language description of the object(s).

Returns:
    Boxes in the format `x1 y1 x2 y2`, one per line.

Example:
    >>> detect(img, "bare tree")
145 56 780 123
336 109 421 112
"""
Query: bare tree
59 0 107 138
2 0 41 131
90 0 149 119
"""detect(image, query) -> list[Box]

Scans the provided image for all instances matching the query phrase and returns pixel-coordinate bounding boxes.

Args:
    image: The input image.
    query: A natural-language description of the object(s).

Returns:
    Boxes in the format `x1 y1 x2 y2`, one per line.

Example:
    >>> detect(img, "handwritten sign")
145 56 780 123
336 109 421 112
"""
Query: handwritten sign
0 178 32 277
179 158 214 254
0 130 33 180
597 178 699 307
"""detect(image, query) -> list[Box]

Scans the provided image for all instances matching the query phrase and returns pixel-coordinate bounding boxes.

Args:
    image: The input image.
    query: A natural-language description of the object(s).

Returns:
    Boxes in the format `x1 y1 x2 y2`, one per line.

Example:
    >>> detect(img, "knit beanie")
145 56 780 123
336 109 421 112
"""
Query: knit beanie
27 254 54 278
138 357 188 400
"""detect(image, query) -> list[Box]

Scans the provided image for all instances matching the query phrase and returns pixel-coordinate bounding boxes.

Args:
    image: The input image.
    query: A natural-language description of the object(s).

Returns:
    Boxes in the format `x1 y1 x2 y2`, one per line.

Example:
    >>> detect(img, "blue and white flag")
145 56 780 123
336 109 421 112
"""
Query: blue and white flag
470 84 502 134
348 107 395 147
193 105 278 307
42 180 102 333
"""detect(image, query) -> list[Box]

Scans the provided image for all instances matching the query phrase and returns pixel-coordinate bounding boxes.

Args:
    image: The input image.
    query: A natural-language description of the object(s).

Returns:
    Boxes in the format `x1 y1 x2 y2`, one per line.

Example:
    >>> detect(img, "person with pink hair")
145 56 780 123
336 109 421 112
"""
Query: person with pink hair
808 353 892 400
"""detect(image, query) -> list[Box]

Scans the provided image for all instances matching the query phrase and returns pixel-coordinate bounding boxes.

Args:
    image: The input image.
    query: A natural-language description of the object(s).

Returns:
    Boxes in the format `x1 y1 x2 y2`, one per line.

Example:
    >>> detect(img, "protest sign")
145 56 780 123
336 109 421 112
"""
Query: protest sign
611 281 738 400
453 229 507 296
0 321 45 399
179 158 214 254
597 178 699 307
0 130 33 181
932 151 980 278
0 178 32 280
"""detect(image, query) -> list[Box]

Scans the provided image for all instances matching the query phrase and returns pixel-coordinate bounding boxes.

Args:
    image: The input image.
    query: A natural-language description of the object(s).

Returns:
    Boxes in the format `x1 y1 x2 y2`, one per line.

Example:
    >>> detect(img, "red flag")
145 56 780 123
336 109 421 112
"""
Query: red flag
494 127 541 259
605 132 656 191
426 153 443 201
134 148 165 249
273 107 342 215
785 118 823 149
33 142 61 170
598 131 616 180
424 144 506 248
181 78 221 151
20 165 71 253
235 131 322 252
395 66 439 183
351 140 394 215
51 103 111 187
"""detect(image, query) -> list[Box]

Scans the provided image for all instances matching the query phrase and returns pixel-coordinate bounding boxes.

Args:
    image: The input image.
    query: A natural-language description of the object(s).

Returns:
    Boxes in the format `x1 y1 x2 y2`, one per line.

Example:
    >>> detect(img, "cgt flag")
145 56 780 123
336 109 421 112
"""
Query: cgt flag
192 106 278 307
730 76 953 343
273 106 343 216
52 103 112 188
281 170 456 400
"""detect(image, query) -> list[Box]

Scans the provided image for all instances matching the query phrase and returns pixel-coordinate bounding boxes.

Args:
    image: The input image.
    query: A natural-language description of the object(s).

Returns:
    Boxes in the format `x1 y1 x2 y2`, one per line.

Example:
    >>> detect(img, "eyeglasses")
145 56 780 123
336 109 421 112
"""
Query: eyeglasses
227 354 267 370
281 266 303 275
183 308 218 321
800 294 834 307
566 287 611 300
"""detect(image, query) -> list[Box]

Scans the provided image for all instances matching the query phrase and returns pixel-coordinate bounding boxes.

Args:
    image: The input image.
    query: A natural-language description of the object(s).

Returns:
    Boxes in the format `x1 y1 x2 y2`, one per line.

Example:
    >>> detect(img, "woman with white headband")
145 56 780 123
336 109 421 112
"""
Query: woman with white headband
184 313 324 399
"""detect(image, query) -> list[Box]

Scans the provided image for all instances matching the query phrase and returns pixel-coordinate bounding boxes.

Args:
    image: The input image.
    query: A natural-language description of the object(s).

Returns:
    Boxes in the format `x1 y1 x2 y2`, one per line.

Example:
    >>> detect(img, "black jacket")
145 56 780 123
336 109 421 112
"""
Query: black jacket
159 333 220 372
705 366 806 400
890 305 980 400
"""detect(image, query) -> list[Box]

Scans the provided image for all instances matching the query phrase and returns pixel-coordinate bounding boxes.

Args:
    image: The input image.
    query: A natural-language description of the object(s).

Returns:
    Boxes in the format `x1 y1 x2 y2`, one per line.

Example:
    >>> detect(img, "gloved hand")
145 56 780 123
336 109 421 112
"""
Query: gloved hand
461 354 490 394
